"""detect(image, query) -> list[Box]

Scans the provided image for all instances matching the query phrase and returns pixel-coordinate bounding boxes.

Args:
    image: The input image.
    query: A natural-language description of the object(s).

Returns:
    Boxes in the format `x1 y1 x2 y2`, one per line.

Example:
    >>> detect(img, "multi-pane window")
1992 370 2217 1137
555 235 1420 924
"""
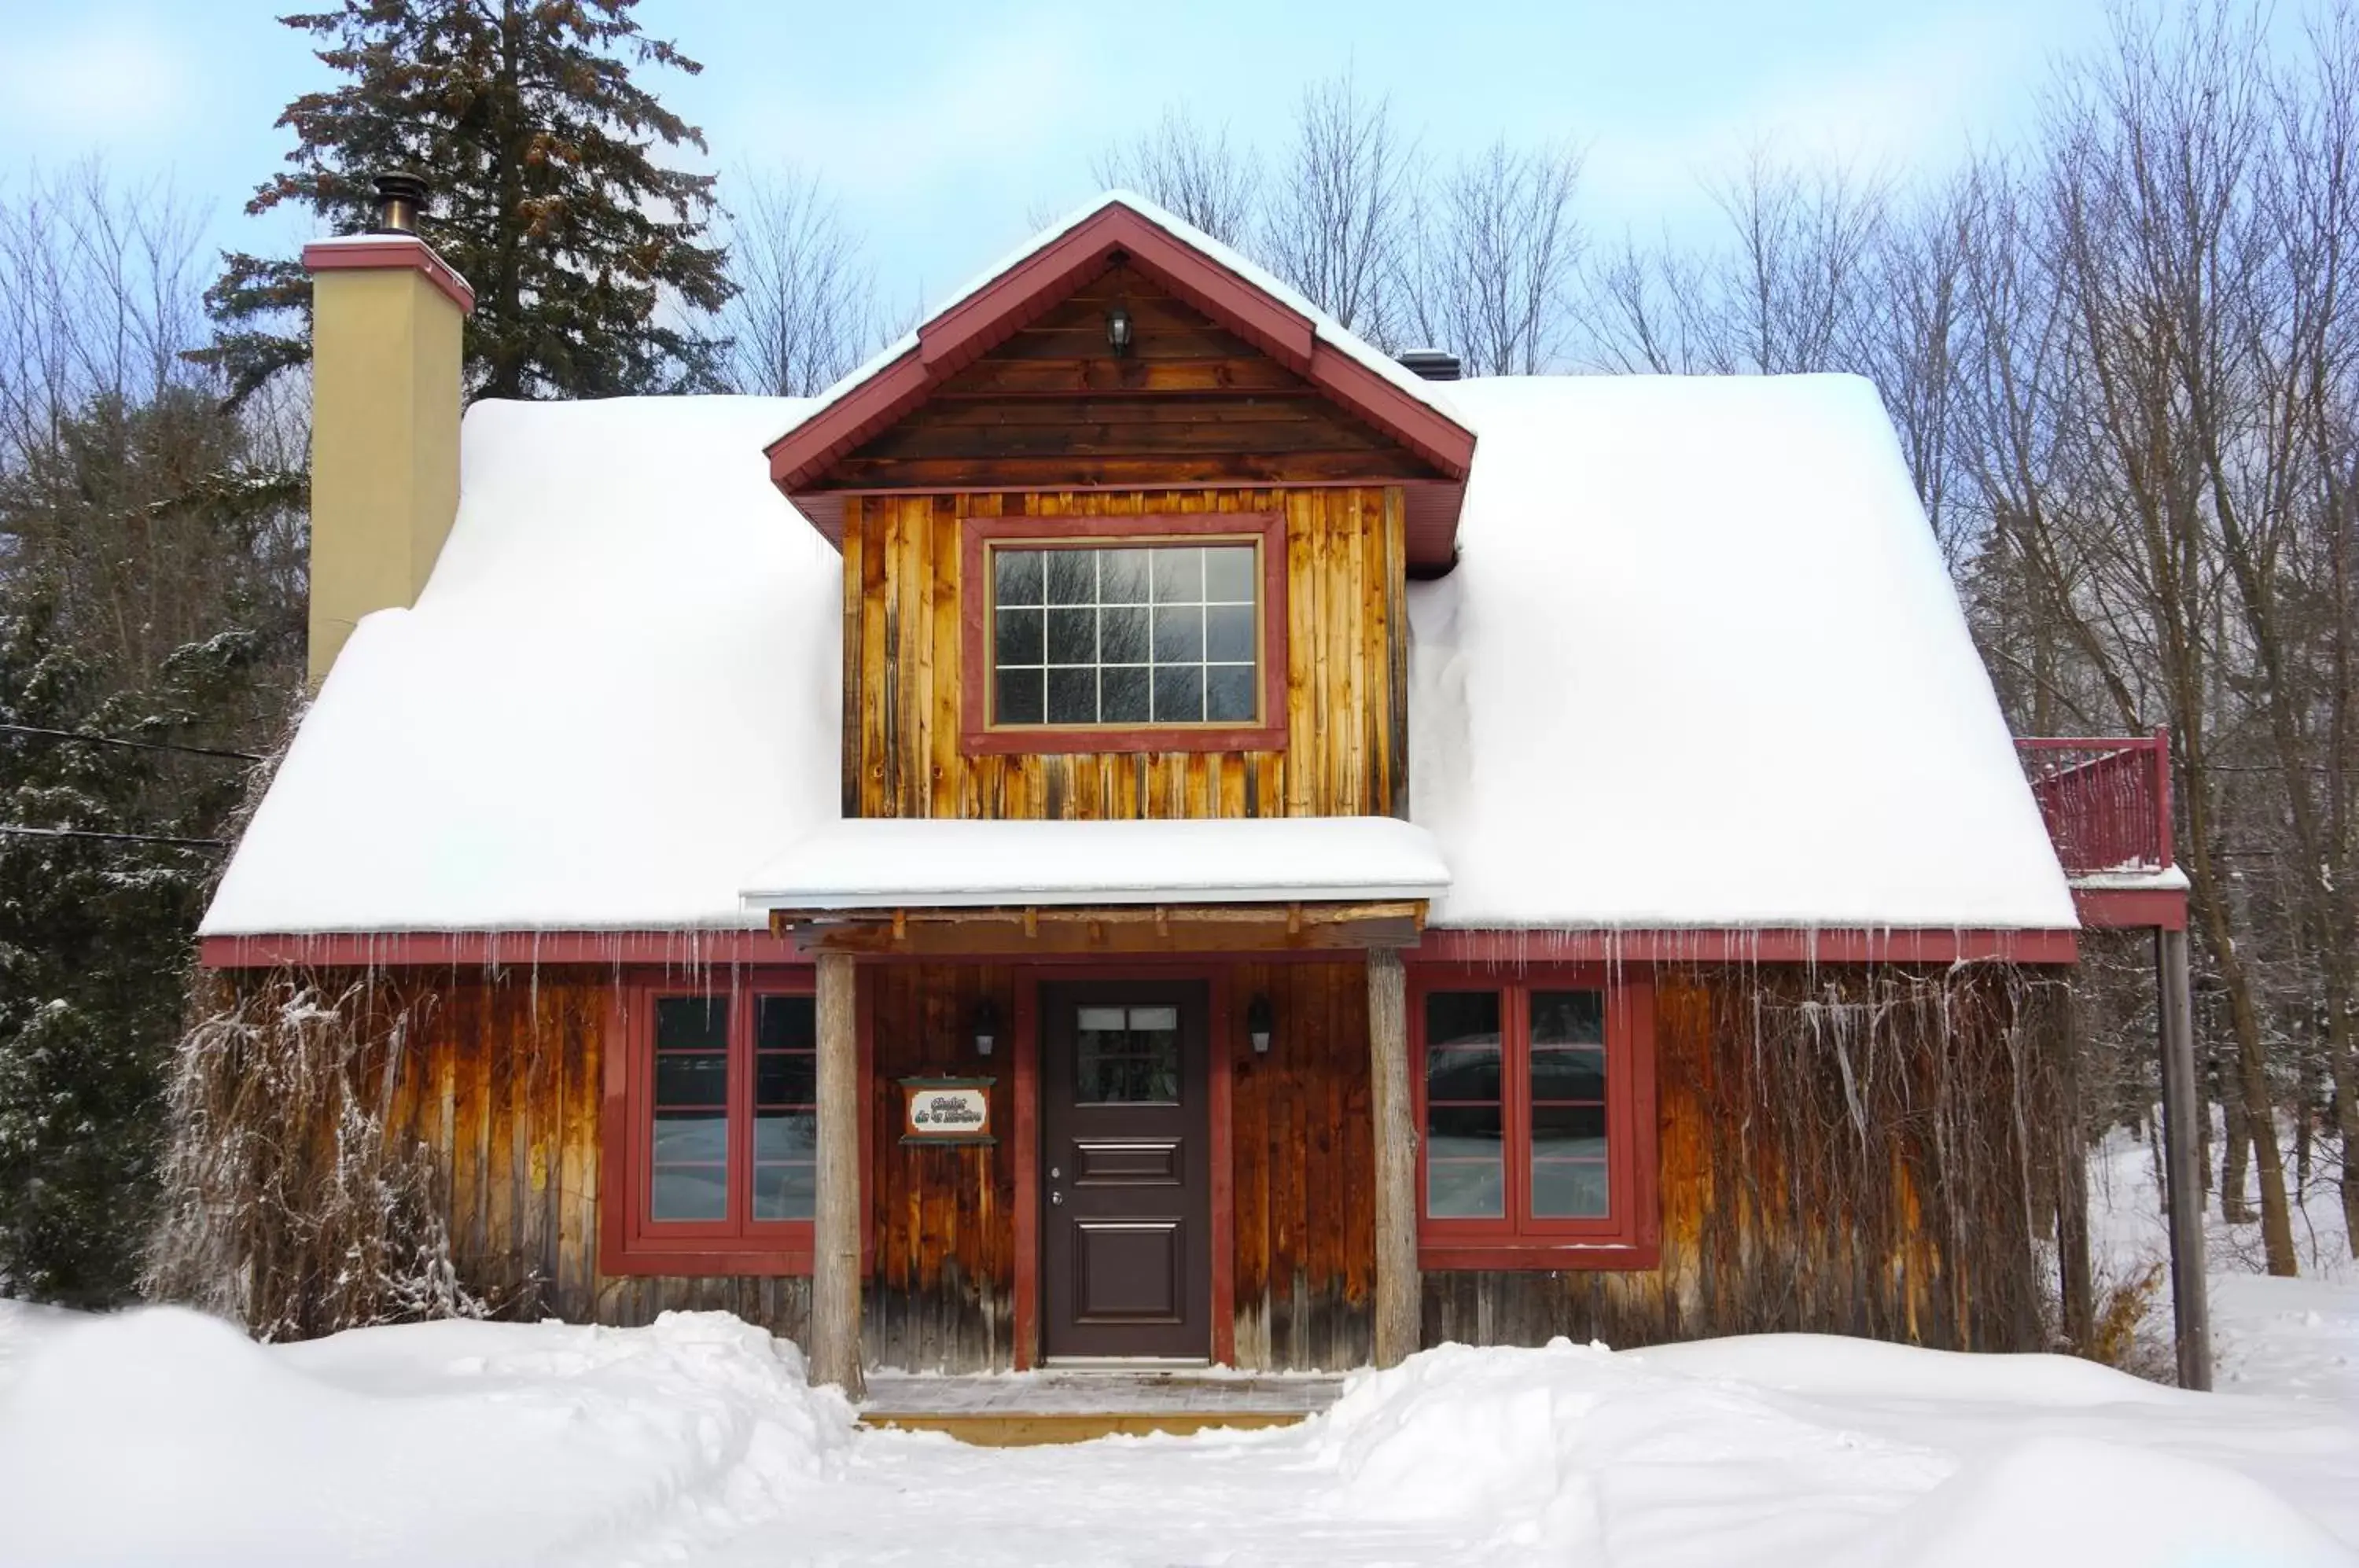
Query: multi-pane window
991 543 1259 727
646 991 816 1230
1419 982 1635 1247
1074 1004 1182 1103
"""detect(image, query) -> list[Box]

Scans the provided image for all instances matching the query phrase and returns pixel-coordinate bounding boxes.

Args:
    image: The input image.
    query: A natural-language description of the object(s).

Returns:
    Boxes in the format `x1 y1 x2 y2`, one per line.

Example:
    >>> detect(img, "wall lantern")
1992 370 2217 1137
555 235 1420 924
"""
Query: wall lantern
1105 302 1134 356
1248 994 1275 1055
973 997 999 1058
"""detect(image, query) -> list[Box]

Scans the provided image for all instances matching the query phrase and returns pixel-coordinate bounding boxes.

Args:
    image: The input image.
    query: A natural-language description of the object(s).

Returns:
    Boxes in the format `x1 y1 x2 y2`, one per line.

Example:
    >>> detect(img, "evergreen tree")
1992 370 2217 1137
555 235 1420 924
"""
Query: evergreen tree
199 0 734 403
0 389 298 1305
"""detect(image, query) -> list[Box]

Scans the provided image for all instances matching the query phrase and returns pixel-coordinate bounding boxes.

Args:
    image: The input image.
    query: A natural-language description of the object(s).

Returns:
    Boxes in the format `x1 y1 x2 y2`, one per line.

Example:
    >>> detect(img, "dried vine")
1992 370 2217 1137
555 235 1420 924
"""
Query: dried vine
145 969 484 1339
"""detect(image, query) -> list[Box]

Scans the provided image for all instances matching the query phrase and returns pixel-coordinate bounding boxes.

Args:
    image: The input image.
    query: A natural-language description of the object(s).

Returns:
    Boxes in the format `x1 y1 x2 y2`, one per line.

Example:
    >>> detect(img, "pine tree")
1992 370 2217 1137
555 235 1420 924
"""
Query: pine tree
199 0 734 403
0 389 297 1305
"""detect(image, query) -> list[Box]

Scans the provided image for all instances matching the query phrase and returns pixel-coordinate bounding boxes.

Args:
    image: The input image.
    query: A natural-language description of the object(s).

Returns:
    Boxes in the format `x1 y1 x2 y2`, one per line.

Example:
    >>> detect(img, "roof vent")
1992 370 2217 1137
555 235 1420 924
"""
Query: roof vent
371 171 429 235
1397 348 1461 382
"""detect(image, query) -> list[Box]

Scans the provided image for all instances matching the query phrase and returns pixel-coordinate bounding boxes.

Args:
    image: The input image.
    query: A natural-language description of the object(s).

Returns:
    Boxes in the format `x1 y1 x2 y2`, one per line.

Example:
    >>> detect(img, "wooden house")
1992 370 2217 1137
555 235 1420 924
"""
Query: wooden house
198 187 2204 1394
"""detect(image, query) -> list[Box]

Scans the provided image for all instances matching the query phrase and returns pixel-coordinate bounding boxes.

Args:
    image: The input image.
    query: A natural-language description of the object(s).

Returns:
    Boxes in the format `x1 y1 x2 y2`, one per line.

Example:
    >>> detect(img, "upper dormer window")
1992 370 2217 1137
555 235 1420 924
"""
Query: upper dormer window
991 542 1260 727
959 512 1289 756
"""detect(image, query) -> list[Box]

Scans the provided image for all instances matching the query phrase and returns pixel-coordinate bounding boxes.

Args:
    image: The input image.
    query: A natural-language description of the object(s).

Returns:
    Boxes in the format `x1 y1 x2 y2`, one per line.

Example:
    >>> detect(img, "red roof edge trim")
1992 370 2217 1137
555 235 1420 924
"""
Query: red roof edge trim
201 931 811 969
1411 927 2081 965
761 198 1475 550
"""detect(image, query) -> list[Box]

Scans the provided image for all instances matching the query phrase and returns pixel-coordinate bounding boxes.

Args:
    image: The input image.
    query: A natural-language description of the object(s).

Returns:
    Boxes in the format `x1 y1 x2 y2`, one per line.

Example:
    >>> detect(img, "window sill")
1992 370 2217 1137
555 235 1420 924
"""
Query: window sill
602 1231 873 1279
959 721 1288 757
1419 1239 1661 1272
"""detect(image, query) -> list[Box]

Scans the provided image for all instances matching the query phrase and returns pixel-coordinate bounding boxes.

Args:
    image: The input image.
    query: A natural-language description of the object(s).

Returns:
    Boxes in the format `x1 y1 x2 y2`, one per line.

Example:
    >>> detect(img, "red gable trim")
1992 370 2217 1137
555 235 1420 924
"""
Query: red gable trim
764 202 1478 565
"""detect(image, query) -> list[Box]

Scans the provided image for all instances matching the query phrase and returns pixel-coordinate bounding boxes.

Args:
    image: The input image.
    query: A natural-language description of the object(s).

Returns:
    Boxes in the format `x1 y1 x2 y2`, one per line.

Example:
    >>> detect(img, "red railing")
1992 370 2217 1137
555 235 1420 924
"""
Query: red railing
2017 728 2174 878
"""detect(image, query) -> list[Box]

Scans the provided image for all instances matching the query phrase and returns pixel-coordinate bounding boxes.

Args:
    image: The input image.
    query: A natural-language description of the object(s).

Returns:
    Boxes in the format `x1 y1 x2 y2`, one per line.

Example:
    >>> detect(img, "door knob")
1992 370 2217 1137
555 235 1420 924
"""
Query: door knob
1051 1191 1065 1205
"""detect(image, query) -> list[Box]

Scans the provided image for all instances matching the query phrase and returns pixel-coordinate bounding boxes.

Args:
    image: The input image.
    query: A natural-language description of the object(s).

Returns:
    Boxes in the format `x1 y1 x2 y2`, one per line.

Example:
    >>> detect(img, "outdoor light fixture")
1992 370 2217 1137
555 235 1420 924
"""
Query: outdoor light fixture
973 997 999 1058
1248 994 1275 1055
1105 301 1134 356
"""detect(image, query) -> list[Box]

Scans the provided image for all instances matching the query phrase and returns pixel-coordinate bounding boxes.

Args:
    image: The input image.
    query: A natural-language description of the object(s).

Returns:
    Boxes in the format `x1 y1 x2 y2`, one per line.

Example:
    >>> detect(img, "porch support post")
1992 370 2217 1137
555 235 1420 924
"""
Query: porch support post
812 949 865 1397
2156 926 2212 1391
1367 946 1420 1367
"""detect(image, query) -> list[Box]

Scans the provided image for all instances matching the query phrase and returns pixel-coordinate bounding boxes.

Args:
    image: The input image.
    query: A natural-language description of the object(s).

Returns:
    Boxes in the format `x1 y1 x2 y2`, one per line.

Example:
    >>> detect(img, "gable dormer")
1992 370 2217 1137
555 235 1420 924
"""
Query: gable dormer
766 196 1476 824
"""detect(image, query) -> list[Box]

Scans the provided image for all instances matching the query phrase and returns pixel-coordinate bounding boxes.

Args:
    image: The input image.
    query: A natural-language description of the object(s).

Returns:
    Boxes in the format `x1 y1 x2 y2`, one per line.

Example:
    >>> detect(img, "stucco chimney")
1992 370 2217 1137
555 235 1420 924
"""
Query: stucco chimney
299 172 476 683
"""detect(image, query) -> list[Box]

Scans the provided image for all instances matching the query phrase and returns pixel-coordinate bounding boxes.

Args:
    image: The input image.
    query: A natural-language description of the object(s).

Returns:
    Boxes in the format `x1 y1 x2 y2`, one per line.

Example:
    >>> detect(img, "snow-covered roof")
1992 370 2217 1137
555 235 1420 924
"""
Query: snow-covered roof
742 818 1449 912
202 396 844 935
1411 376 2075 931
201 359 2072 934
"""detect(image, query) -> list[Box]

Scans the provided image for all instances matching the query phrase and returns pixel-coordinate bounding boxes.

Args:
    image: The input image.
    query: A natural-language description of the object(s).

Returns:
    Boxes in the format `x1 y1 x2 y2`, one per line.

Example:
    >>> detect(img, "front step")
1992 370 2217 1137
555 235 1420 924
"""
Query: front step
856 1369 1346 1448
859 1408 1313 1446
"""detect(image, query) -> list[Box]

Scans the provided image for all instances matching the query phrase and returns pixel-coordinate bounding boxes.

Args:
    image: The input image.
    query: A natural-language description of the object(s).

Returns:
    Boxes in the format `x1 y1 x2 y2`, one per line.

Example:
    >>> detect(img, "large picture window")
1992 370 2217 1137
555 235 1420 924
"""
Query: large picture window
959 513 1289 755
605 974 831 1275
1411 971 1658 1268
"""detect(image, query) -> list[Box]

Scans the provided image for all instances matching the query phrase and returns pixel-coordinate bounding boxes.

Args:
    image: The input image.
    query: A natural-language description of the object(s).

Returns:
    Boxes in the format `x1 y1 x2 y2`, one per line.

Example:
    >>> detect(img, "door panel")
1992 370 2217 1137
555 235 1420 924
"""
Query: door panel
1041 981 1210 1359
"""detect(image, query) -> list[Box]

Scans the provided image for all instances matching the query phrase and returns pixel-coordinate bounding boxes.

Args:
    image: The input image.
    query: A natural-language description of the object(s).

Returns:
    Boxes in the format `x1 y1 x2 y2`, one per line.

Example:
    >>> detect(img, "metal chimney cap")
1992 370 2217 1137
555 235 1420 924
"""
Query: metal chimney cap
370 171 429 234
1397 348 1462 382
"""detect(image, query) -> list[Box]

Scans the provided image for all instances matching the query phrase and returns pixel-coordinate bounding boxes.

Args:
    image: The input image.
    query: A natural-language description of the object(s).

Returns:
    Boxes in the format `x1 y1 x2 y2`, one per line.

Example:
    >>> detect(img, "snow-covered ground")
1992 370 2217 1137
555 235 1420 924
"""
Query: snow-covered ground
2 1134 2353 1567
1 1297 2353 1567
2089 1121 2355 1402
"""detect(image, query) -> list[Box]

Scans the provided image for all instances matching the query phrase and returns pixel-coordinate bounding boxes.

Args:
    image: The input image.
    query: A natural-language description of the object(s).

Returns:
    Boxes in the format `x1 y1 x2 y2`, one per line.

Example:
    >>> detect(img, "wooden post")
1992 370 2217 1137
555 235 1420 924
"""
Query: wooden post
1367 947 1419 1367
2055 980 2095 1354
2156 926 2212 1391
812 950 865 1397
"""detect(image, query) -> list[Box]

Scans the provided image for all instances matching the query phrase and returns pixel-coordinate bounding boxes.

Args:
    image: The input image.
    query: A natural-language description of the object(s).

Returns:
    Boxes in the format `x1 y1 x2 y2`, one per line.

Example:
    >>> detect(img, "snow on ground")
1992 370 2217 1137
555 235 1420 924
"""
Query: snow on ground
3 1301 2354 1568
2089 1121 2356 1401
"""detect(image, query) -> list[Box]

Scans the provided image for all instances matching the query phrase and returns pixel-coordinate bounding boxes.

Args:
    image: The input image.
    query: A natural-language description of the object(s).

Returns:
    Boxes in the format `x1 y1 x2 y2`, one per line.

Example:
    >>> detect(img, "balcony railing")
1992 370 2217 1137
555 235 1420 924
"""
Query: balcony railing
2016 729 2174 879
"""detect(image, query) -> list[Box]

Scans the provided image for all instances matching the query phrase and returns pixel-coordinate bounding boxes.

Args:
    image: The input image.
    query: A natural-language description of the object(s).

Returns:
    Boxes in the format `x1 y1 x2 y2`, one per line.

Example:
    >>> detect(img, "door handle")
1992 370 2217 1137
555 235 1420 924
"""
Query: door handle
1051 1191 1065 1205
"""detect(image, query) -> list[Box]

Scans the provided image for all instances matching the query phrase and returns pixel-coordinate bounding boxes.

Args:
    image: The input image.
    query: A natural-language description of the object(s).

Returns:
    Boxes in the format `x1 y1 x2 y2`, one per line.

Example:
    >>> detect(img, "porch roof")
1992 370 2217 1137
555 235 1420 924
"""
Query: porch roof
741 816 1449 912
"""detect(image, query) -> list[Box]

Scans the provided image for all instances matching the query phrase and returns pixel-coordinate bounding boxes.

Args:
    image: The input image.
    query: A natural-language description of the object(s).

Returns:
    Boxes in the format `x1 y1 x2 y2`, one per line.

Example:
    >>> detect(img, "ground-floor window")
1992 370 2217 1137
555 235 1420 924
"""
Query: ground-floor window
602 970 824 1274
1410 969 1658 1268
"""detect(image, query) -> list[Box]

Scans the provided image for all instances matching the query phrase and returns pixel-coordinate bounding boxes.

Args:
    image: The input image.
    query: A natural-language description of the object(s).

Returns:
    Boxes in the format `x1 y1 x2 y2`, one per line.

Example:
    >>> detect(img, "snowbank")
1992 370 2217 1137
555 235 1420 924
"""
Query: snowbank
1411 375 2077 930
0 1309 850 1566
1310 1336 2358 1565
2 1310 2353 1566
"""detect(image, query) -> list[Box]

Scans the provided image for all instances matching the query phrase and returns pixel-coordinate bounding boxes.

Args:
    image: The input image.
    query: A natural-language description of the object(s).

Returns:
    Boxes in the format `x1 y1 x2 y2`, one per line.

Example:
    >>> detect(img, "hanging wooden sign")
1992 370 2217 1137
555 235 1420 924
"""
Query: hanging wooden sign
900 1077 995 1144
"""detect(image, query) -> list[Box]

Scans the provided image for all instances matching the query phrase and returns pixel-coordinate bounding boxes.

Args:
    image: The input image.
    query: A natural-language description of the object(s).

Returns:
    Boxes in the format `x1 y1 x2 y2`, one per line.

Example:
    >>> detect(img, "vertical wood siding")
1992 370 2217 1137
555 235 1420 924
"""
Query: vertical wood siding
843 487 1409 822
281 961 2056 1365
1228 960 1377 1370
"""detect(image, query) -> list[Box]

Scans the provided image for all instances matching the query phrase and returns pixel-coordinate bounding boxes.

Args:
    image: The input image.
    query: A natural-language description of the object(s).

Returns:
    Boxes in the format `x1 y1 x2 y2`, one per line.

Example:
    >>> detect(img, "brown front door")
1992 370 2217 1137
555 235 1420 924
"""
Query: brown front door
1040 981 1211 1360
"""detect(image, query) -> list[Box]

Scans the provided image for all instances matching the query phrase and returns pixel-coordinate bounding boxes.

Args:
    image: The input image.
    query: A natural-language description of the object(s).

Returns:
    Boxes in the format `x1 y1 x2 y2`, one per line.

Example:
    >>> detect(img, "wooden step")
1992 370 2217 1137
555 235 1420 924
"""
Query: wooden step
859 1408 1314 1446
856 1368 1346 1448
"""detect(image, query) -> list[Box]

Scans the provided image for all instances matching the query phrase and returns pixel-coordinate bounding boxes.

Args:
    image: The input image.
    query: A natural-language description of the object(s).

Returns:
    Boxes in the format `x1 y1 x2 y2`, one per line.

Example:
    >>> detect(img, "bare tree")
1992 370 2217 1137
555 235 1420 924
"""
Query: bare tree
719 167 878 398
1263 71 1418 344
1091 108 1264 246
1408 138 1584 374
1581 149 1889 377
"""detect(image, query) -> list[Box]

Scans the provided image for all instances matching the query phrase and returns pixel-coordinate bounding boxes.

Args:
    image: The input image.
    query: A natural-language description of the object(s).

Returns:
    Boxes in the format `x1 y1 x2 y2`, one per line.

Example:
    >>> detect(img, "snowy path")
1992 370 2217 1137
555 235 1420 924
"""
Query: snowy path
2 1298 2355 1568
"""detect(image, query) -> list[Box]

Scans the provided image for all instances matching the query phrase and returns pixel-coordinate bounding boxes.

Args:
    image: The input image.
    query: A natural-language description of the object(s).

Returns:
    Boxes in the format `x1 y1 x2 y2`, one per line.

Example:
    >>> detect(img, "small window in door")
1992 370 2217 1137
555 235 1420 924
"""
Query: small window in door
1074 1004 1181 1103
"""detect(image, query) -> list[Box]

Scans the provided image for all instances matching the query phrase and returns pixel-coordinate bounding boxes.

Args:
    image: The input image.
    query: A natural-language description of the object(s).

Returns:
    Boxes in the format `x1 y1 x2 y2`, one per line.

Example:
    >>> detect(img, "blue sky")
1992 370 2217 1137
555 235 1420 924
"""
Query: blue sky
0 0 2129 316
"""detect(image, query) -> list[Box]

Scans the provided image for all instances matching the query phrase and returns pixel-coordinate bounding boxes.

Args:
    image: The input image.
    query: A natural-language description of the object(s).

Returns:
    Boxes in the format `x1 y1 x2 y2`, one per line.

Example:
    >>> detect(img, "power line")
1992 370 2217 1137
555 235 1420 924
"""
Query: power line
1 824 230 849
0 723 263 764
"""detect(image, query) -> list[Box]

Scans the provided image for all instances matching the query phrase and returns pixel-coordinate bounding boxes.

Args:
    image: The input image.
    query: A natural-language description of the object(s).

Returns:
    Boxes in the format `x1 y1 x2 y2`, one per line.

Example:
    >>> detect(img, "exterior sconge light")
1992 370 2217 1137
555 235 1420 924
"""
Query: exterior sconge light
973 997 999 1058
1248 994 1275 1055
1106 302 1134 356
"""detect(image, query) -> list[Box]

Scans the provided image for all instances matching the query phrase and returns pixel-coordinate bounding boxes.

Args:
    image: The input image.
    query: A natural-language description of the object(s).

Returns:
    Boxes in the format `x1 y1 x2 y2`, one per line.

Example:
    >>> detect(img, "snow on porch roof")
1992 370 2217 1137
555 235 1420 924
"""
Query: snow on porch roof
741 817 1451 912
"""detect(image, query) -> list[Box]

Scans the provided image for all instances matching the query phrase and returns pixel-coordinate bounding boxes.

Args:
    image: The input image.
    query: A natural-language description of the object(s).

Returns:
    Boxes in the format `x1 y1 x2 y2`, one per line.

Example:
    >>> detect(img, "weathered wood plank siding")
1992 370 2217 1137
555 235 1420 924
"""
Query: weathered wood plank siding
1228 961 1377 1370
845 485 1409 822
862 963 1018 1370
260 959 2056 1365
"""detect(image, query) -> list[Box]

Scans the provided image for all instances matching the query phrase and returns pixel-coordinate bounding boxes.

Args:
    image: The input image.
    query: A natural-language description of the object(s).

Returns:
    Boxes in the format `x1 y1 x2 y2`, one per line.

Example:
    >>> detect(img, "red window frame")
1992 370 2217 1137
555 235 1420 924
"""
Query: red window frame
599 966 868 1276
957 511 1290 756
1408 966 1660 1270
